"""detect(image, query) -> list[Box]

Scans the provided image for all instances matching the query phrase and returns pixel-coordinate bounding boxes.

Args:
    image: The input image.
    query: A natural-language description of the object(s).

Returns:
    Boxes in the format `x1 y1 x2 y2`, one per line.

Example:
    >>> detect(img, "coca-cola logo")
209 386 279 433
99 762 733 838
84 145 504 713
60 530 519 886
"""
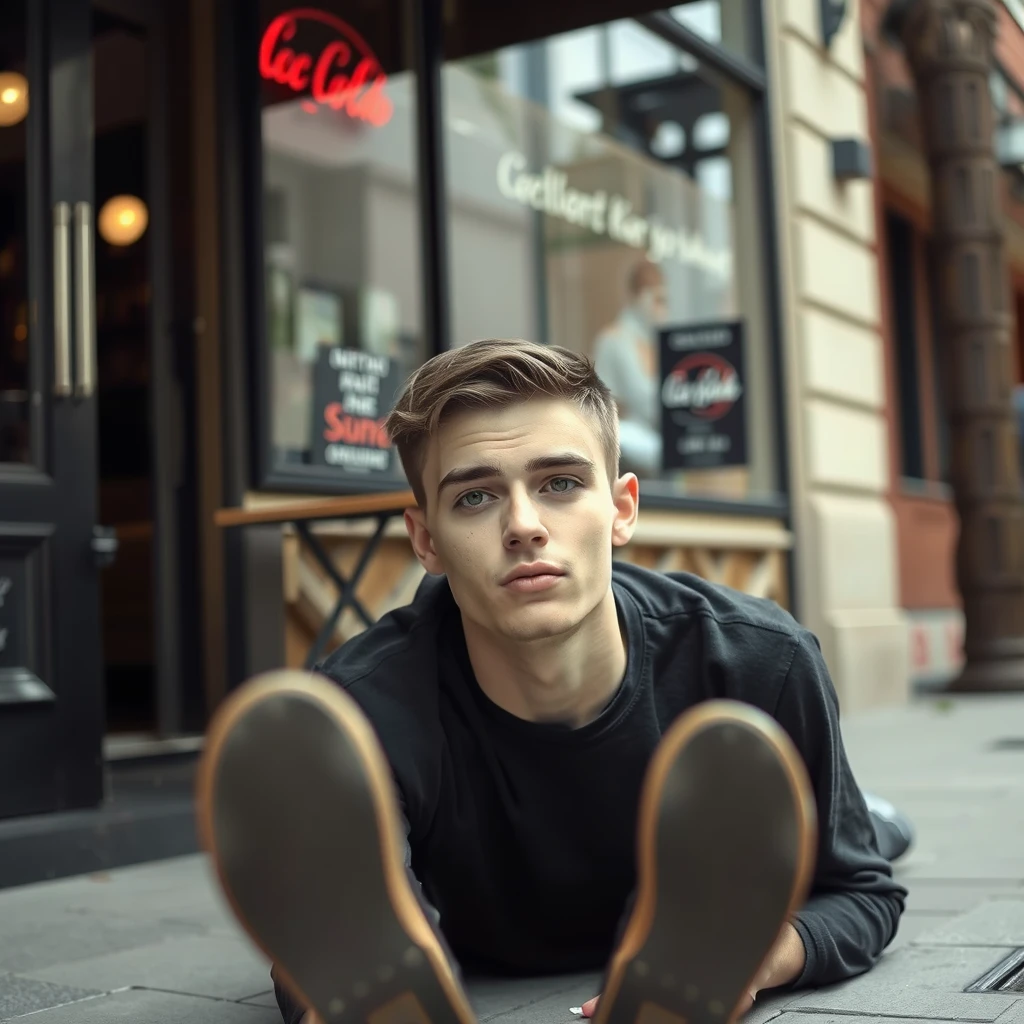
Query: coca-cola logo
662 353 742 421
260 8 393 126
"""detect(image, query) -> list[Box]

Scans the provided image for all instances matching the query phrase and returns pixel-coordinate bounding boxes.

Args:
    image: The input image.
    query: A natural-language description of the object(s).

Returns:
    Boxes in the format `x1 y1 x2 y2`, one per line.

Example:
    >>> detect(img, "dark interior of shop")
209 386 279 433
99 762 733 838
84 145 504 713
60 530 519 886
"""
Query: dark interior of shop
0 13 30 467
93 5 156 734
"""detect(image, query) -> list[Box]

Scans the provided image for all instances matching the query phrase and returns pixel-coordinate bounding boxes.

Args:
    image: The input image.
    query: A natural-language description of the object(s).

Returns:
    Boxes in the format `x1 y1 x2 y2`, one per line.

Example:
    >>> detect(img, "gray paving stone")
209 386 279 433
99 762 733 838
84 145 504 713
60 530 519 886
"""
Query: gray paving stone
240 990 279 1009
0 902 204 974
771 1016 965 1024
896 857 1024 882
477 980 804 1024
906 884 1024 915
0 973 98 1021
5 987 281 1023
912 900 1024 947
988 1001 1024 1023
0 855 234 933
789 989 1019 1020
0 856 205 909
239 975 797 1023
24 933 272 1002
890 912 956 949
481 978 614 1024
786 944 1022 1020
465 974 599 1021
240 974 600 1020
5 695 1024 1023
743 989 802 1023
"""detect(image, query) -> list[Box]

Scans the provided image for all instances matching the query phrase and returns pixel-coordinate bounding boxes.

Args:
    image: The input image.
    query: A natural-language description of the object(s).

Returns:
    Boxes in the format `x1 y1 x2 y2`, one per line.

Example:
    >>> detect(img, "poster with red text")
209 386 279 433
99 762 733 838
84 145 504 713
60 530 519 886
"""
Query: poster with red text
311 346 400 474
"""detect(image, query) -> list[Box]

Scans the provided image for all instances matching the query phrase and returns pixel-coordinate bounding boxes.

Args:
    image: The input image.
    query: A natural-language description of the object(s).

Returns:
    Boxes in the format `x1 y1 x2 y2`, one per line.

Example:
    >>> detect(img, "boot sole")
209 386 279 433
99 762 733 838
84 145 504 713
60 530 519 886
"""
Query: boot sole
594 700 817 1024
196 670 477 1024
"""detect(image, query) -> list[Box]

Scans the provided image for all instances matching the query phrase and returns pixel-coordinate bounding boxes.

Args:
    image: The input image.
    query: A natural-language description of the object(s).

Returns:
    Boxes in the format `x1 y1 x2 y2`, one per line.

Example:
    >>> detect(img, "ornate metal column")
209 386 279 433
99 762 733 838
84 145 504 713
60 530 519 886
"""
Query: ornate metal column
888 0 1024 690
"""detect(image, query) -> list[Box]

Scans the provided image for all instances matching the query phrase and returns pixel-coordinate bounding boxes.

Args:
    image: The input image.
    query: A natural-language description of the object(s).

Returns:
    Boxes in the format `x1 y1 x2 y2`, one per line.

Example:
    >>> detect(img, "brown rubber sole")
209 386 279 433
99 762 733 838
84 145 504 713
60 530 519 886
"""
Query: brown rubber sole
593 700 818 1024
195 670 477 1024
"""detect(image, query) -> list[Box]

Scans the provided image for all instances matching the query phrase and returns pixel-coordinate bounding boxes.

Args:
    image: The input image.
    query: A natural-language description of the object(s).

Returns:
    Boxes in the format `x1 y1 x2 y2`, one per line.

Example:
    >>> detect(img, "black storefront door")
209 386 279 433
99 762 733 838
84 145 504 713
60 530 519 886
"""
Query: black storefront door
0 0 104 818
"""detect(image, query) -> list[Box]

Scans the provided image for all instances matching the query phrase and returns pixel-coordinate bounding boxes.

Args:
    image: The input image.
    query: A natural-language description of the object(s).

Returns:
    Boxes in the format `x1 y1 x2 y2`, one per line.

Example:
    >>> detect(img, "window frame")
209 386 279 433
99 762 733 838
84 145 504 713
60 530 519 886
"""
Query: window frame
882 199 956 495
222 0 792 518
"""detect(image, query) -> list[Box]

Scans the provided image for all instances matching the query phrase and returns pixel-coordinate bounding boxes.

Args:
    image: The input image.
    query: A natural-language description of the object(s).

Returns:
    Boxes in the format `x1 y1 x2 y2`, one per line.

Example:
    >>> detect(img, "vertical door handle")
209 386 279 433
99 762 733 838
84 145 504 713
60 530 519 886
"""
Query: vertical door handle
91 525 119 568
73 201 96 399
53 202 72 397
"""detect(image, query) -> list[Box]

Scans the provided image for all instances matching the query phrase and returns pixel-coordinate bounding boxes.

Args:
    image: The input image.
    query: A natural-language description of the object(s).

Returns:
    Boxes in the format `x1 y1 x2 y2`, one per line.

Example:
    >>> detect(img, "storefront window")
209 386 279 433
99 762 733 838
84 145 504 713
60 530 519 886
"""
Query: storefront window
442 19 779 503
669 1 758 62
258 0 422 480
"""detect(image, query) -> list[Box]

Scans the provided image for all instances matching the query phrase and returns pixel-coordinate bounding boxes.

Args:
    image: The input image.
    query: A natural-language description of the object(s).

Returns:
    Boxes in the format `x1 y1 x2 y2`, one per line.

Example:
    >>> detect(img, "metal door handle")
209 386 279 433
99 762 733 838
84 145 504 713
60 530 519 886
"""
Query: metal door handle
73 201 96 398
91 525 119 568
53 202 72 397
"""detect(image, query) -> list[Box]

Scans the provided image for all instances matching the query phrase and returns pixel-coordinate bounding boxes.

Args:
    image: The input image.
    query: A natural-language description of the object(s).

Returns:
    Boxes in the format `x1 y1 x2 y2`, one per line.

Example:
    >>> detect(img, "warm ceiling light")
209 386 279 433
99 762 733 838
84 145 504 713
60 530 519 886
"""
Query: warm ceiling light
0 72 28 127
98 195 148 246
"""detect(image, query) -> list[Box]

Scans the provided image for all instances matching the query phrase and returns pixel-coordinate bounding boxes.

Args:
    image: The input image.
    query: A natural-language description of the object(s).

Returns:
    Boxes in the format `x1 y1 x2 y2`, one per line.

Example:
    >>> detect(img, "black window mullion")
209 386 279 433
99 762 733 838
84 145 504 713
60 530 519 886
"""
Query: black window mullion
751 94 792 510
886 210 926 481
411 0 451 357
635 10 767 93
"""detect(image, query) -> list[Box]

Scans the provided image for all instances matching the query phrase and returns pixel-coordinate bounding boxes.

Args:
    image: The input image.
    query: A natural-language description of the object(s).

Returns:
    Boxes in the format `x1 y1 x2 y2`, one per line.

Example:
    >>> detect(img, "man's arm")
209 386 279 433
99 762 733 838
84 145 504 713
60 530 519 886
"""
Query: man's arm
774 631 907 989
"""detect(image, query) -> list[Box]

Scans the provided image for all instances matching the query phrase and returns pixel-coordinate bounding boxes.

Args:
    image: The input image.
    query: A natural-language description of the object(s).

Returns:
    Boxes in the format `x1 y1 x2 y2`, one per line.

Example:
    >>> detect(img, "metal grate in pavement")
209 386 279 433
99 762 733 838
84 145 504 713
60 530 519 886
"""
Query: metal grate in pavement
989 737 1024 751
966 948 1024 992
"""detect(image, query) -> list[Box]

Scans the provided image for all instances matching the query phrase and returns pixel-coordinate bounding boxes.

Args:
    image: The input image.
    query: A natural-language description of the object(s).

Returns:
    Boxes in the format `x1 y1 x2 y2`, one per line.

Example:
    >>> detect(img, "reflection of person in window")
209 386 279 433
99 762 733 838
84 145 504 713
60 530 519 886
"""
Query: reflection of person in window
593 259 668 476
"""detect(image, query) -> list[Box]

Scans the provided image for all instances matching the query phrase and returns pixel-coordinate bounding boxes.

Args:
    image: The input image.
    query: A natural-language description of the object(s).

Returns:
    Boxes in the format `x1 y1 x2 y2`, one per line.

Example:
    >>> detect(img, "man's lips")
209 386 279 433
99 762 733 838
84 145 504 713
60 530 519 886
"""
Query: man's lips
500 563 565 591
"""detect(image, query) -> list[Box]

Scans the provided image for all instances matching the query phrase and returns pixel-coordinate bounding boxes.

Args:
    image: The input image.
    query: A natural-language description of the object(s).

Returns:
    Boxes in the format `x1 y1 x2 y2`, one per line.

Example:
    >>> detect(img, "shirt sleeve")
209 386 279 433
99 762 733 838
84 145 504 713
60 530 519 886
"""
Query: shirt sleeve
772 631 908 988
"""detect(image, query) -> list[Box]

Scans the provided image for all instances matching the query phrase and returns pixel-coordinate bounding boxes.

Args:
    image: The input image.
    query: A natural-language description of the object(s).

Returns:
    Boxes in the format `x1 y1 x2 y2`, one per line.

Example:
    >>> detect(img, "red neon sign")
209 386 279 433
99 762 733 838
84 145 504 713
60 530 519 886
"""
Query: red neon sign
259 8 393 126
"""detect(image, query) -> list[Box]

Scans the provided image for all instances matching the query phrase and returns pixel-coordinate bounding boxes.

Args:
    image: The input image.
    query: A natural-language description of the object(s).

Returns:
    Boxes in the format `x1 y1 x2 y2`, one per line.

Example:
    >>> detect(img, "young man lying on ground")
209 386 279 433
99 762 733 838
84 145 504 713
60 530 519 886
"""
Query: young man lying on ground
198 340 908 1024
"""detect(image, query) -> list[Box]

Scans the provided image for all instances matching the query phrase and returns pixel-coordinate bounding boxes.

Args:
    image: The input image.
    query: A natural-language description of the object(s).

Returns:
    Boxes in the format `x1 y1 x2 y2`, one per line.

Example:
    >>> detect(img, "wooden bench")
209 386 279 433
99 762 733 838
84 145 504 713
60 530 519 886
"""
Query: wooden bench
215 490 416 669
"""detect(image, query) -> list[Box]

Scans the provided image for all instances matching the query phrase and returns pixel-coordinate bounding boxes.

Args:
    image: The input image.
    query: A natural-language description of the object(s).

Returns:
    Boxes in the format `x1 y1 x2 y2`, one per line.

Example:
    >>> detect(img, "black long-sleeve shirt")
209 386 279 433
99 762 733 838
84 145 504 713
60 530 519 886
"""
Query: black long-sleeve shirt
275 563 905 1021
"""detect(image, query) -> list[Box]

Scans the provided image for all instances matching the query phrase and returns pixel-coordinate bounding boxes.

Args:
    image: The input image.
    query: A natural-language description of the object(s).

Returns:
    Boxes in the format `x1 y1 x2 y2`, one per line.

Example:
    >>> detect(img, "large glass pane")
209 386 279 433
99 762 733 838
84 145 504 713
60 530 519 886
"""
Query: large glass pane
0 0 32 465
669 1 758 63
259 0 422 478
443 20 778 503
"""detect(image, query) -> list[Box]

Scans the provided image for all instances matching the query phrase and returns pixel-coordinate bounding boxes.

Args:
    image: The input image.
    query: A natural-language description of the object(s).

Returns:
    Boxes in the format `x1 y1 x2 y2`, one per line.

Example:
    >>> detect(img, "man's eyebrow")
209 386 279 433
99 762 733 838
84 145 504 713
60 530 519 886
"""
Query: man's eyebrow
524 453 596 474
437 463 503 496
436 453 596 497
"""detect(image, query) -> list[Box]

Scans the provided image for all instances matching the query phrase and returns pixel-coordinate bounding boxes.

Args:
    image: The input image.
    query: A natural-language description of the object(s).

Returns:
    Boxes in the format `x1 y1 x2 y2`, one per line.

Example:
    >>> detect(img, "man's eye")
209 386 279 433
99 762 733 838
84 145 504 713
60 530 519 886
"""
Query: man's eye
458 490 487 508
549 478 578 493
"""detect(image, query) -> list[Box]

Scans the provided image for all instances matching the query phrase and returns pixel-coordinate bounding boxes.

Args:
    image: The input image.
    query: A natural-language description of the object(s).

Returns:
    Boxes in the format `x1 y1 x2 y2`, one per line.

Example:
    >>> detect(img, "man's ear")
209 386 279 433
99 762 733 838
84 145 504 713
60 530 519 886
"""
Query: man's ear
404 507 445 574
611 472 639 548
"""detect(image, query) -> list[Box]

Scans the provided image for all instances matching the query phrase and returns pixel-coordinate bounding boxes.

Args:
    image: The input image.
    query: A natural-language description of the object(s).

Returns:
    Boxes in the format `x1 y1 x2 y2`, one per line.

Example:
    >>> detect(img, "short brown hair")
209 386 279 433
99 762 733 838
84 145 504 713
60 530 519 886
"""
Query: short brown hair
385 339 620 507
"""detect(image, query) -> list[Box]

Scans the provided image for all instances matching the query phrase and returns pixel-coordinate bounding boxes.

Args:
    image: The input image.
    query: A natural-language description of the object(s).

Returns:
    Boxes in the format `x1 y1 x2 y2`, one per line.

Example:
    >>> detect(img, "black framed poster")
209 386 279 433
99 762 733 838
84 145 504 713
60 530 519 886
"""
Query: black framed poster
310 346 402 473
658 320 748 471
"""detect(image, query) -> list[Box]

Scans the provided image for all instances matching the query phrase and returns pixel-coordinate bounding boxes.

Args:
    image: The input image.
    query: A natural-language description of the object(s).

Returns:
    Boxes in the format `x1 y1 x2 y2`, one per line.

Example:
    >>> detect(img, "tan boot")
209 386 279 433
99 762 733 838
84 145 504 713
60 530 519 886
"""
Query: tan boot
196 670 477 1024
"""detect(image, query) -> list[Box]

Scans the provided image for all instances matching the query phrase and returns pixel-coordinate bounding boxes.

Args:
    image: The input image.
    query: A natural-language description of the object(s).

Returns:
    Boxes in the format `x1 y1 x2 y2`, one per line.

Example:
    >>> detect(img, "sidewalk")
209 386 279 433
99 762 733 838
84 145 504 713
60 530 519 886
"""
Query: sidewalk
1 693 1023 1023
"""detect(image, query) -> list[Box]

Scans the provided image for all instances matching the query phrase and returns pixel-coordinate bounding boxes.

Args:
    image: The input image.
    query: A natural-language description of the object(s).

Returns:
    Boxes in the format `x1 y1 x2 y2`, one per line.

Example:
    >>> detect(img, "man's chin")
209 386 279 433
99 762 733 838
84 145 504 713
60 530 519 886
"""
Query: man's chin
496 607 582 642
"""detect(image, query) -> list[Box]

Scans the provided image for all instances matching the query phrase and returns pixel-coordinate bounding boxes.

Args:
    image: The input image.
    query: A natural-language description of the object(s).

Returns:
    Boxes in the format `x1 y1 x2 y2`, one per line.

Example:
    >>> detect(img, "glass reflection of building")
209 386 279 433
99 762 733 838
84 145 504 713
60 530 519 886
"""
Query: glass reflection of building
256 2 780 504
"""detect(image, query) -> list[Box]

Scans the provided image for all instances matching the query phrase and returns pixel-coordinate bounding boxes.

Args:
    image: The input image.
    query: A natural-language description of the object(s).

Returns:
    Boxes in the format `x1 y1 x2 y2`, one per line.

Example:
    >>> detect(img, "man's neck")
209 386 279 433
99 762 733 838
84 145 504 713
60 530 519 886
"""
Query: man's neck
462 589 627 729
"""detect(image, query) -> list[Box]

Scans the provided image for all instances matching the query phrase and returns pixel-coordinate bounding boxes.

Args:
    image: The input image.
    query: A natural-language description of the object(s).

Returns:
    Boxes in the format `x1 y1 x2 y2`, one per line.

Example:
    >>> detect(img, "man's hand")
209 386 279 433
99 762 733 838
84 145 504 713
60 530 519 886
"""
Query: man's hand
734 922 807 1014
580 923 806 1019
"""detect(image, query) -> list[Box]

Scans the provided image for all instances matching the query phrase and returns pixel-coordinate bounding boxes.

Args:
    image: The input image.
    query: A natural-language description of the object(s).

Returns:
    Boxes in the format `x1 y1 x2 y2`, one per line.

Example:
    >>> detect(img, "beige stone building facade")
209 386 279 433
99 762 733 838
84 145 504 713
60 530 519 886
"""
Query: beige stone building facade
763 0 909 710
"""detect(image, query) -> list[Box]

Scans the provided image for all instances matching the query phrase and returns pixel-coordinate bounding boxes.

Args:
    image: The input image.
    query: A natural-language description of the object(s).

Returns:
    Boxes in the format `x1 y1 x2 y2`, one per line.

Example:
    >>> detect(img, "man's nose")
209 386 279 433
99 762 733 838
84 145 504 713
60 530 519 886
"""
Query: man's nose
502 492 548 548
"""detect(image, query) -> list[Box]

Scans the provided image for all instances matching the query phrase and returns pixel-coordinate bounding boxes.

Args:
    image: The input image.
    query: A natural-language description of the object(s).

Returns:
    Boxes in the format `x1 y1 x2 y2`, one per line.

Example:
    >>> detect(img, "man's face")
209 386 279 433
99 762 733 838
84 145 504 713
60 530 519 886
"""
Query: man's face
405 398 638 643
